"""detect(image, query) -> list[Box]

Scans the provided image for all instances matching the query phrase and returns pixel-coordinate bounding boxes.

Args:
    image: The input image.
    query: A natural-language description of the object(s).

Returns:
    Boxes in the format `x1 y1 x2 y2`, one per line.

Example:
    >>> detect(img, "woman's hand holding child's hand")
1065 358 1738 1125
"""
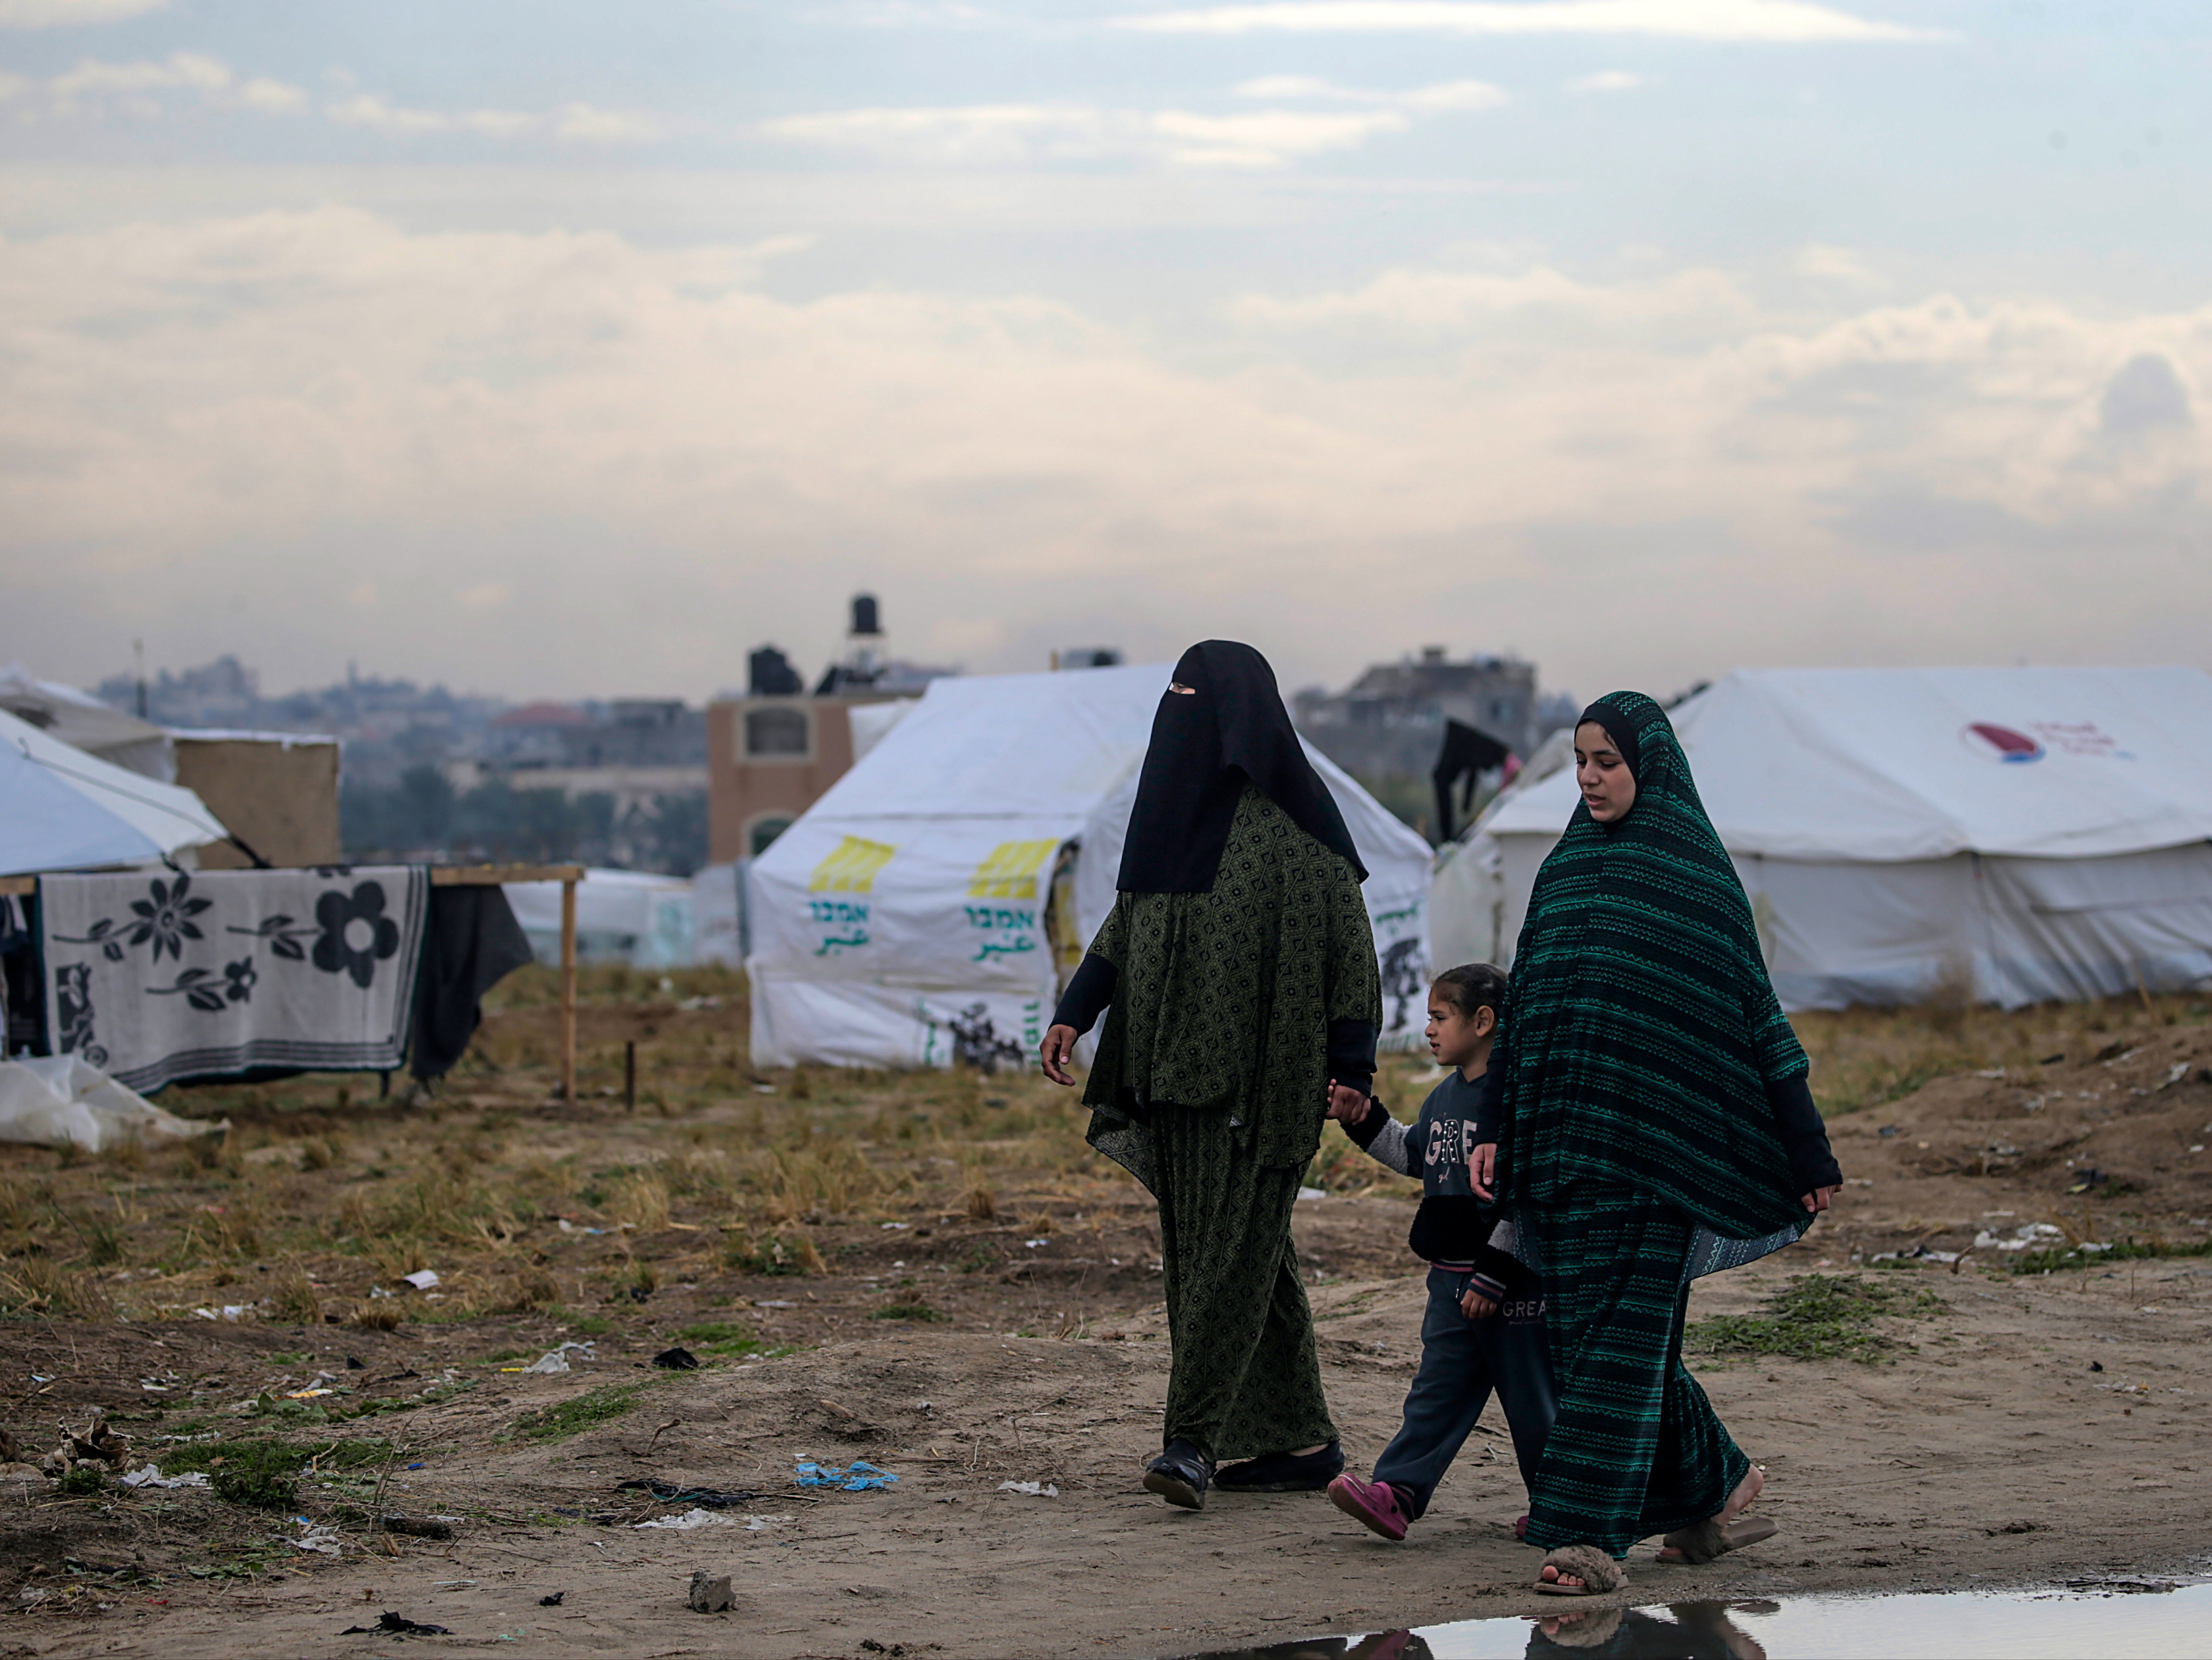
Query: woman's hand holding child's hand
1325 1082 1370 1124
1459 1287 1498 1319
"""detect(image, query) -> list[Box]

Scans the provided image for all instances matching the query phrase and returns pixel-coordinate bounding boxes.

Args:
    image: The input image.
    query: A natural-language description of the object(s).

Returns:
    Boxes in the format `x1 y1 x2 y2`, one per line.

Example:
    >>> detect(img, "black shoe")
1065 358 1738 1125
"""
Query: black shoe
1143 1440 1212 1510
1214 1442 1345 1493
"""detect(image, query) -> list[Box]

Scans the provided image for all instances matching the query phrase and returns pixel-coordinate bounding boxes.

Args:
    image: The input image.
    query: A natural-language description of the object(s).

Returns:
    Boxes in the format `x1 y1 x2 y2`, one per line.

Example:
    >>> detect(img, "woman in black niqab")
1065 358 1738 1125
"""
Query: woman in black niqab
1116 640 1366 892
1041 641 1383 1512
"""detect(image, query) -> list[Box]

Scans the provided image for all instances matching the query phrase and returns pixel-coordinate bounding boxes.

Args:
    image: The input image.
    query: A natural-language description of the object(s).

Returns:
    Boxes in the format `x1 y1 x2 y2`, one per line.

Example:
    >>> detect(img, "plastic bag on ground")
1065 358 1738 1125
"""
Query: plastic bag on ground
0 1055 224 1153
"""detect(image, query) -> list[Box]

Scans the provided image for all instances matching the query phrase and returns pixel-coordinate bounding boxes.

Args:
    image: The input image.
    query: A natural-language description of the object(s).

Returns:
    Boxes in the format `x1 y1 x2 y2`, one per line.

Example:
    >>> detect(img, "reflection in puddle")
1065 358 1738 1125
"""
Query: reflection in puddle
1176 1581 2212 1660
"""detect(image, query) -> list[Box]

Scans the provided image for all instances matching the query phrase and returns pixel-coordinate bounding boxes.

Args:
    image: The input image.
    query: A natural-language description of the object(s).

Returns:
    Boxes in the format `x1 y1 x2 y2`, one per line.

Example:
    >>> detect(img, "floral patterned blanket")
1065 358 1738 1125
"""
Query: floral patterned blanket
40 867 428 1093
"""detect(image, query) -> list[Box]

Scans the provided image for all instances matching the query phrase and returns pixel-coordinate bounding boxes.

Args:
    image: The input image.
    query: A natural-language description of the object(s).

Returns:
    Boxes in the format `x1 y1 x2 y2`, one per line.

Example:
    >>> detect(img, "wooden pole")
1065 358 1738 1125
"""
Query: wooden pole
559 875 578 1102
624 1040 637 1113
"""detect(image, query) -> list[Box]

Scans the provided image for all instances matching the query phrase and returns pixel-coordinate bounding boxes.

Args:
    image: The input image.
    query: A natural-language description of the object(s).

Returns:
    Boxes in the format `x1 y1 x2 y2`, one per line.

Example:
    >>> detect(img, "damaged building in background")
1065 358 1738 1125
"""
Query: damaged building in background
1293 647 1580 842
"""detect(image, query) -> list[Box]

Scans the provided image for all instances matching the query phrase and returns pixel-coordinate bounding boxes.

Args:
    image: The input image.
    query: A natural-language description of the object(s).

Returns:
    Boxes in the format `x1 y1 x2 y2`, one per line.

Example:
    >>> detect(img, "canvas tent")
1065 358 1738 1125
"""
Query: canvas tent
0 707 231 877
506 868 698 968
746 664 1435 1071
1434 666 2212 1010
0 667 174 781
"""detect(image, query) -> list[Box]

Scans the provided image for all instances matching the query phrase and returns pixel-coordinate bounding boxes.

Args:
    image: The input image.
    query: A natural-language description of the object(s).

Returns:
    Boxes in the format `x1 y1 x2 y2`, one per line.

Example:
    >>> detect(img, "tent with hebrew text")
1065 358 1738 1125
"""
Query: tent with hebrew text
745 663 1434 1070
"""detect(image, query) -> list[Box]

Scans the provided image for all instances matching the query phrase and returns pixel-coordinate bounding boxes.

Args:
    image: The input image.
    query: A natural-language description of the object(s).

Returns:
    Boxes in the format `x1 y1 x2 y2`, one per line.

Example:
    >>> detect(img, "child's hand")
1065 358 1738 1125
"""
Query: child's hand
1460 1287 1498 1319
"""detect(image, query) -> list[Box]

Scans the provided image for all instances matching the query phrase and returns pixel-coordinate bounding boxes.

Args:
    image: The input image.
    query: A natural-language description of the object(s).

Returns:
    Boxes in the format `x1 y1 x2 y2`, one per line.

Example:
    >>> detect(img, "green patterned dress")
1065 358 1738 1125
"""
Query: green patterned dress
1082 784 1381 1461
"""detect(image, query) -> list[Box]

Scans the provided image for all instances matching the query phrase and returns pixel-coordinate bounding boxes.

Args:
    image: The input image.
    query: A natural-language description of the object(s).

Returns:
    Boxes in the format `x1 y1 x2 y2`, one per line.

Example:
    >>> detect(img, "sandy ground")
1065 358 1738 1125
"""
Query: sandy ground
5 998 2211 1657
6 1226 2210 1658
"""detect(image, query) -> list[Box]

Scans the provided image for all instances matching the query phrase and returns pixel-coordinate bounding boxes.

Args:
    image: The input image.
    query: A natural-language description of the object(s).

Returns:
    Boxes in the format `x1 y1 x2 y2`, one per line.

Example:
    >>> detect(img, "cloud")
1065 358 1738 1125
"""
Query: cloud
1565 70 1650 92
3 209 2208 701
1230 260 1753 335
759 78 1502 167
325 93 536 138
42 50 307 118
1791 242 1884 286
0 0 164 26
323 91 661 144
1113 0 1951 42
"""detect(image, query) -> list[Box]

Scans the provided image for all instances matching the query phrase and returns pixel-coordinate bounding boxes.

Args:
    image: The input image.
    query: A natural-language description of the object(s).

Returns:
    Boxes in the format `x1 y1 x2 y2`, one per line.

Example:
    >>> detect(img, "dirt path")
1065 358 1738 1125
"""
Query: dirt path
9 1235 2209 1659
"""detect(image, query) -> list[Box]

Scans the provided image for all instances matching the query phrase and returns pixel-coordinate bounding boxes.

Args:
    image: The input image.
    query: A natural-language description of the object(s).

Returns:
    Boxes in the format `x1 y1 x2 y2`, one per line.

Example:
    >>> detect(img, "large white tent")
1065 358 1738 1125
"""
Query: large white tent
1433 666 2212 1010
746 664 1435 1070
0 708 231 878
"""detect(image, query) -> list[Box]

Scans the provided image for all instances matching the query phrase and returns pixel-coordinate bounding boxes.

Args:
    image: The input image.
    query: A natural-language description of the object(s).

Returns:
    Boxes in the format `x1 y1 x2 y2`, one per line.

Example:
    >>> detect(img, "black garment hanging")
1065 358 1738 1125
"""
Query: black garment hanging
1115 640 1365 893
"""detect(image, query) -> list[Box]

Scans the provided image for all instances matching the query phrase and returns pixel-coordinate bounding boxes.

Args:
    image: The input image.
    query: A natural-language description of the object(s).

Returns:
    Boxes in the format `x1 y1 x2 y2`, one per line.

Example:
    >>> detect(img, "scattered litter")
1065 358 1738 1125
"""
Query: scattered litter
1296 1186 1325 1201
1868 1243 1959 1265
289 1521 344 1555
2067 1168 2113 1194
406 1462 426 1470
538 1592 565 1607
651 1347 700 1371
753 1083 776 1095
555 1219 607 1235
686 1570 734 1613
341 1612 452 1636
795 1459 898 1491
1971 1222 2066 1253
744 1514 793 1531
401 1270 441 1291
754 1299 796 1309
635 1508 735 1530
194 1305 252 1321
519 1341 595 1376
286 1387 334 1400
996 1479 1059 1497
879 1221 909 1230
383 1515 455 1540
120 1464 209 1489
1877 1125 1901 1138
617 1478 763 1509
2167 1062 2194 1087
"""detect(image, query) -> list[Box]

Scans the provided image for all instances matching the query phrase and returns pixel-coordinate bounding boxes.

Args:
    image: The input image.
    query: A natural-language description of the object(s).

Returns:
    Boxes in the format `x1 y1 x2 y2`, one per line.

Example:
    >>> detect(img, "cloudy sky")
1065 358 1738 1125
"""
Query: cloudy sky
2 0 2204 704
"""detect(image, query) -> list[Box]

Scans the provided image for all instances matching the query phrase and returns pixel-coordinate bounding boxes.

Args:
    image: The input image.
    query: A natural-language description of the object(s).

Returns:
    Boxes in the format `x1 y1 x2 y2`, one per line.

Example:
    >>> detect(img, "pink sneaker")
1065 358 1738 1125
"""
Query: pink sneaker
1327 1473 1409 1542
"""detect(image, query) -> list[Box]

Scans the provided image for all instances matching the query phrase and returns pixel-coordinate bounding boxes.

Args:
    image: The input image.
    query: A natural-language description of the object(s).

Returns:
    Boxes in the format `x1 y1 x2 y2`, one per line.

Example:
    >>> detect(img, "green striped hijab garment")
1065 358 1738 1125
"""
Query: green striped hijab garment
1497 690 1813 1245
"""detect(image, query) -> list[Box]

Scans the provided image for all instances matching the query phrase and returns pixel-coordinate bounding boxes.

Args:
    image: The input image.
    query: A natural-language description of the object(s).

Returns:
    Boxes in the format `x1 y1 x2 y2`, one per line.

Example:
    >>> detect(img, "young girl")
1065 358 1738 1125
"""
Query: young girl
1323 964 1556 1541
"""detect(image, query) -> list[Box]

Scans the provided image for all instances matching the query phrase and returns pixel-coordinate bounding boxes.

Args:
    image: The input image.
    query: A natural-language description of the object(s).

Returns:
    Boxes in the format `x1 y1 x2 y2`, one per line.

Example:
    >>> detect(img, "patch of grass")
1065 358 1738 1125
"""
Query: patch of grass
58 1464 110 1497
565 1314 613 1336
871 1301 946 1322
262 1351 310 1366
2010 1236 2212 1275
506 1384 643 1443
1687 1275 1942 1366
670 1320 765 1357
722 1230 821 1277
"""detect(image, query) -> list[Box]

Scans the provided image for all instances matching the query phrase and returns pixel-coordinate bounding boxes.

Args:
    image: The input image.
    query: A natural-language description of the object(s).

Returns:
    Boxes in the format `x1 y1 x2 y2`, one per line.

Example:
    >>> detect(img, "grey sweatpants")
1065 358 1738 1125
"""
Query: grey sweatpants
1371 1265 1557 1519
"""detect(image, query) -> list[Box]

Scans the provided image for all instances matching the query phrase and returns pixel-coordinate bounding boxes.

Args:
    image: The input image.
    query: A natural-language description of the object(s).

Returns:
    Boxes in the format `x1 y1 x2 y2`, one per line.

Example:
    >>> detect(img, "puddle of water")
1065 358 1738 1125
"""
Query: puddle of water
1176 1581 2212 1660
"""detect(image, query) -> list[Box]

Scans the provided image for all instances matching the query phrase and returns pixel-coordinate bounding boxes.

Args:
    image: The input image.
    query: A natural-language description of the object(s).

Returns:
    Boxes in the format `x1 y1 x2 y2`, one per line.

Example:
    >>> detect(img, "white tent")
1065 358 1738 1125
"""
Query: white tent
746 664 1435 1070
506 869 698 968
0 707 231 877
1438 666 2212 1010
0 666 174 781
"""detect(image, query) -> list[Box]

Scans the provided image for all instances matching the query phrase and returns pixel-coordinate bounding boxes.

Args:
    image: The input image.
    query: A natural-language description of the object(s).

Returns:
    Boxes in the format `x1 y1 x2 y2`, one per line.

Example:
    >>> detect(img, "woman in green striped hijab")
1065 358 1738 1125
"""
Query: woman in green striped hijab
1471 691 1842 1596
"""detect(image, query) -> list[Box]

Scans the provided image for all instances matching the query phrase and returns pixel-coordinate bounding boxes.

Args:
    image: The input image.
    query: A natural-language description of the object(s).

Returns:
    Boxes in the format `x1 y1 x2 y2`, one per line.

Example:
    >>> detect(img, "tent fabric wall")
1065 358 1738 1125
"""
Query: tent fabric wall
1444 666 2212 1011
506 869 697 968
0 707 230 877
746 664 1437 1069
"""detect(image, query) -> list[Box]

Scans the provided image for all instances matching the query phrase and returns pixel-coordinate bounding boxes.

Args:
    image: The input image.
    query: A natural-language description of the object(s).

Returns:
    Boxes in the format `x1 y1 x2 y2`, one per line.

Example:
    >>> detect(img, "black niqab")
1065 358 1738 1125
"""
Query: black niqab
1115 640 1367 892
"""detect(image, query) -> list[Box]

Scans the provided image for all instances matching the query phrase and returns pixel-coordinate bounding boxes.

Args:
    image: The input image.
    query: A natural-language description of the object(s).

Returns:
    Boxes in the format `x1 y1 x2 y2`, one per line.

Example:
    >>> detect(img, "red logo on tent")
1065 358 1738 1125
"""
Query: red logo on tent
1961 723 2045 763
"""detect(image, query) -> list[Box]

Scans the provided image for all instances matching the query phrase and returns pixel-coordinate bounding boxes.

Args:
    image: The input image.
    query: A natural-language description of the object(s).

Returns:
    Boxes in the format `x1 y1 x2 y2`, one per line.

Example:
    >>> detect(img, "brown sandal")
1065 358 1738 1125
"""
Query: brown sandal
1658 1513 1779 1564
1534 1544 1627 1595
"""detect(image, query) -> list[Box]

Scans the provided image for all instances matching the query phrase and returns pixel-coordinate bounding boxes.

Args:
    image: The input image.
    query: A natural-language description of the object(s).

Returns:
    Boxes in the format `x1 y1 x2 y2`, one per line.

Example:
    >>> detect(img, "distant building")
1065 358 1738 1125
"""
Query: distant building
707 594 955 861
1293 646 1576 783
